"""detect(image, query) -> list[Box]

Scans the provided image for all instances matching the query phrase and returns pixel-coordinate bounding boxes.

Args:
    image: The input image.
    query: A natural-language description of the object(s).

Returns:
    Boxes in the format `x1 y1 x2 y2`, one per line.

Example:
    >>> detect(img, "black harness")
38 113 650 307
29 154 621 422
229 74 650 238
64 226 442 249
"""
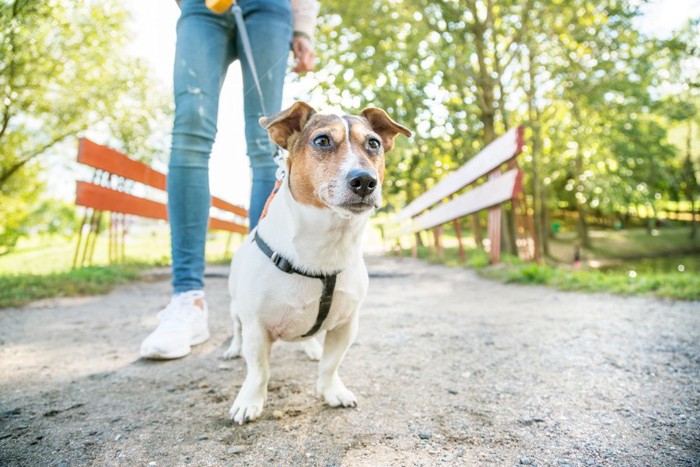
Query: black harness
253 231 339 338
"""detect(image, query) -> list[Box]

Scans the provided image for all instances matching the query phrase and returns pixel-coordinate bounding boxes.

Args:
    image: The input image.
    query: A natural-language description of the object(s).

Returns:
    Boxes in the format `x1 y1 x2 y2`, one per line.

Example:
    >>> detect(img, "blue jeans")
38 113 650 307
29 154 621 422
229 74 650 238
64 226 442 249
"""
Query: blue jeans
168 0 292 294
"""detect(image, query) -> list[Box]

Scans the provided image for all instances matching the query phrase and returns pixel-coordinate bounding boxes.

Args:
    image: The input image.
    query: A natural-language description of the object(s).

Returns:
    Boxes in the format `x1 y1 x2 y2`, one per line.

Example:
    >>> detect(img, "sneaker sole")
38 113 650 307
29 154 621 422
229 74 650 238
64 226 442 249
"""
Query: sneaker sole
191 329 210 346
140 346 191 360
139 329 210 360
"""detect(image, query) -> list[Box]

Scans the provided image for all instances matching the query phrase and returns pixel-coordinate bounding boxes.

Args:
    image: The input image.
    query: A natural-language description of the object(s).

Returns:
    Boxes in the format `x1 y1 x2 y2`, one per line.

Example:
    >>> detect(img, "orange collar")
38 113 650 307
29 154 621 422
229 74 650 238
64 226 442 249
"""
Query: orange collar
258 178 283 222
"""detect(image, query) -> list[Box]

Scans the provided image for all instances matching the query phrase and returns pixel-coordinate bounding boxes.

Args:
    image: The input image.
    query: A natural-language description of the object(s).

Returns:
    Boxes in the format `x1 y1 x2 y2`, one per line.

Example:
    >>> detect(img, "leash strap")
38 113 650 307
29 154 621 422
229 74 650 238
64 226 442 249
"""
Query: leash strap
232 3 287 180
254 231 339 337
232 4 267 116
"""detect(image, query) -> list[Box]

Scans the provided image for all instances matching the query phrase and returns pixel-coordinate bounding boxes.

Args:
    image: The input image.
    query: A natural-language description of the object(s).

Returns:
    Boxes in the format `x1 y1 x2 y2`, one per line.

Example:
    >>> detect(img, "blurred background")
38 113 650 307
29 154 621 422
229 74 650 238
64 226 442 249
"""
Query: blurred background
0 0 698 305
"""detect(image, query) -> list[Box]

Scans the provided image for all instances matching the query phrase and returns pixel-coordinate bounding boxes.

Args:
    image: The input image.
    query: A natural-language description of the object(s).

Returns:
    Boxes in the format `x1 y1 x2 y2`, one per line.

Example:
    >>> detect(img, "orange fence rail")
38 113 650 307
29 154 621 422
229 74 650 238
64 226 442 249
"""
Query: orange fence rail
73 138 247 267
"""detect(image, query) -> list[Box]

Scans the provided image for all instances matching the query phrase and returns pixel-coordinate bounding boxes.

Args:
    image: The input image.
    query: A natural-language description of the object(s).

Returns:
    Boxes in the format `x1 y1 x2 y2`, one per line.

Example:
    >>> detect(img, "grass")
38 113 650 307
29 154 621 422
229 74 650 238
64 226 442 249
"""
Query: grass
0 223 245 308
400 235 700 301
0 225 239 275
548 227 700 264
2 224 698 307
0 263 144 308
480 262 700 301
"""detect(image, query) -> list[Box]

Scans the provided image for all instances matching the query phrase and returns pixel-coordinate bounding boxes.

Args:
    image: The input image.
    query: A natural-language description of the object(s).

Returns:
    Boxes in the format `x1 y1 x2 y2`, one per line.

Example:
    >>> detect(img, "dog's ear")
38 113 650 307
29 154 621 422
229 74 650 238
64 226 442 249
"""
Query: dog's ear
360 107 412 152
259 101 317 150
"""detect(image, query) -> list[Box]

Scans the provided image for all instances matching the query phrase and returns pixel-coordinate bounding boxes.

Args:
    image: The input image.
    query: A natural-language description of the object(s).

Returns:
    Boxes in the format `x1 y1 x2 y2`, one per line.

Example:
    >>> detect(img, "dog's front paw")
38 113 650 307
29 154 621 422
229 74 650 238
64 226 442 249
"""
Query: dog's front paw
229 396 264 425
317 380 357 408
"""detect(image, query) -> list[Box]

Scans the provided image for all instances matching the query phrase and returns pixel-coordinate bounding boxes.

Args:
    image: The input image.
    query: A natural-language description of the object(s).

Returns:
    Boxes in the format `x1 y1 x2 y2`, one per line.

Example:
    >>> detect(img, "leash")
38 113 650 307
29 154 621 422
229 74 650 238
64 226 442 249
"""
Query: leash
231 2 287 180
232 3 267 116
254 231 338 338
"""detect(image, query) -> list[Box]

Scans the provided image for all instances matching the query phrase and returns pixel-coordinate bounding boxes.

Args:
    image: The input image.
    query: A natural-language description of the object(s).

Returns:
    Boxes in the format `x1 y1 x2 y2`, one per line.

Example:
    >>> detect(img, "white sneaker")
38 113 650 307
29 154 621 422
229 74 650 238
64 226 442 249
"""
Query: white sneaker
140 290 210 360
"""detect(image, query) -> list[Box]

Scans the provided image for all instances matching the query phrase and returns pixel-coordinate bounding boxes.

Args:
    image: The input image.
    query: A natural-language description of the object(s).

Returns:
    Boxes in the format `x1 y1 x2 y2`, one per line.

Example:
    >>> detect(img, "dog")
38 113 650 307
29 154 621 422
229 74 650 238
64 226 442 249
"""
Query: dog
223 101 411 424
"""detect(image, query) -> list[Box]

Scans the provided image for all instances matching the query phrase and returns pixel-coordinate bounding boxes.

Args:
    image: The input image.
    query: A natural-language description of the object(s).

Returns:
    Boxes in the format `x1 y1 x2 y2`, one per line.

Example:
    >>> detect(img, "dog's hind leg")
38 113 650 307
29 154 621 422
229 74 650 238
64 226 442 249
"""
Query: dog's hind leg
223 301 242 359
230 320 272 424
316 313 358 408
301 335 323 361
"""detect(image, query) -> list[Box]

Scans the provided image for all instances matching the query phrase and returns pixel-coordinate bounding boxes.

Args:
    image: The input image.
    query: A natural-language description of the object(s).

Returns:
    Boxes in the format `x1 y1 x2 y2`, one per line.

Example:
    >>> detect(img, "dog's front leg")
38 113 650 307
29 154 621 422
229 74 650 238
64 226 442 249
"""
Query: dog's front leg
223 301 242 359
316 312 358 408
230 321 271 424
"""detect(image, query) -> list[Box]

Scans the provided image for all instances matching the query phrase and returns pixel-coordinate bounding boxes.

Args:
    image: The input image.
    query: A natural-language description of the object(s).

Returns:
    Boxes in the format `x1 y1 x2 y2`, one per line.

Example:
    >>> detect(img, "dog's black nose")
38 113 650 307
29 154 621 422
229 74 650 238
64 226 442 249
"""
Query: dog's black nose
347 169 377 197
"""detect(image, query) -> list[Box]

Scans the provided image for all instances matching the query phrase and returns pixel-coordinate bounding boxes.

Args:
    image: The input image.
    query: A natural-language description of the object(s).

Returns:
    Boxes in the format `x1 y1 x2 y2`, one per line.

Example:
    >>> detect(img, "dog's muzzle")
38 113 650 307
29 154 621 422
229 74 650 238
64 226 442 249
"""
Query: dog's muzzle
340 169 381 213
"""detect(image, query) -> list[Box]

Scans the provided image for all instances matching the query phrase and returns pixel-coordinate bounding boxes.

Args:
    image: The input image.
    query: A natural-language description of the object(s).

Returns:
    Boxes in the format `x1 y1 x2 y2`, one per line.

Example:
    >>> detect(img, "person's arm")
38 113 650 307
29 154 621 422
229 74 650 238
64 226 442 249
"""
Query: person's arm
291 0 320 73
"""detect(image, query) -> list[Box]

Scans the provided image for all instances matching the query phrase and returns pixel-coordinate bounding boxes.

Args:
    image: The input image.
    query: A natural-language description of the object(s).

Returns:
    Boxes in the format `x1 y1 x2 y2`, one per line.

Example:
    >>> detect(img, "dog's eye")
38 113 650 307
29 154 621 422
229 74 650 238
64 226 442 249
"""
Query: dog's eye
367 138 381 150
313 135 332 148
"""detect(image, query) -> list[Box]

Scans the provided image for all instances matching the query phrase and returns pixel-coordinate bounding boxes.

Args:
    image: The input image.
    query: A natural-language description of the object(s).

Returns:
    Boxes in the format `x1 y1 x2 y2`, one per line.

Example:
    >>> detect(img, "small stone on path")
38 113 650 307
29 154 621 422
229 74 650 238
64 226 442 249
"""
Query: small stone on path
228 445 246 454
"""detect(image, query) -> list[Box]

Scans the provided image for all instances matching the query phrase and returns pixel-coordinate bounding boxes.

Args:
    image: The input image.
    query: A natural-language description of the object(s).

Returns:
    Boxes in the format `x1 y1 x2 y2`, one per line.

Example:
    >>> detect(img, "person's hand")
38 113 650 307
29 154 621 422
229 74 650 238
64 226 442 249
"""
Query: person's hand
292 35 316 74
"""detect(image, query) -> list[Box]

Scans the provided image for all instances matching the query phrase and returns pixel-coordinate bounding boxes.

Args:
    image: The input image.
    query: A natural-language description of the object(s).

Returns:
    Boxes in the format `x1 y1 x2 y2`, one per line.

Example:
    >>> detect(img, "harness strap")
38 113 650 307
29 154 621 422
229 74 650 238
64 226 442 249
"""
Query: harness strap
253 231 339 337
302 274 336 338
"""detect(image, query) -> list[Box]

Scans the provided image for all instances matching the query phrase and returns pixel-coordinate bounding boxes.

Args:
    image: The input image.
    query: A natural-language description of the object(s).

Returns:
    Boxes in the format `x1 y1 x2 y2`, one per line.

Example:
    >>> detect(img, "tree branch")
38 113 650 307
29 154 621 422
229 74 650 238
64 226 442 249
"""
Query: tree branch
0 129 76 188
0 103 11 141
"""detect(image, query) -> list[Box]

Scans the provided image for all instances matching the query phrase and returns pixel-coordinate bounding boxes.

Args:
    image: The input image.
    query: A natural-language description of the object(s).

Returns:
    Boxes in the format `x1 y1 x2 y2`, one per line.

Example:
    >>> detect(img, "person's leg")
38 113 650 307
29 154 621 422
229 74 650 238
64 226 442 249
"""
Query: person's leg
237 0 292 229
141 0 235 360
168 0 236 293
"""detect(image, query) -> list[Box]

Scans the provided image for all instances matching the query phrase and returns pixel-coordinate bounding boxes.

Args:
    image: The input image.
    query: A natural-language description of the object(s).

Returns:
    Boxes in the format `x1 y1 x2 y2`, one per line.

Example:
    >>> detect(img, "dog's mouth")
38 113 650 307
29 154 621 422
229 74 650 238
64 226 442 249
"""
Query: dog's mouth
316 183 382 216
339 201 376 214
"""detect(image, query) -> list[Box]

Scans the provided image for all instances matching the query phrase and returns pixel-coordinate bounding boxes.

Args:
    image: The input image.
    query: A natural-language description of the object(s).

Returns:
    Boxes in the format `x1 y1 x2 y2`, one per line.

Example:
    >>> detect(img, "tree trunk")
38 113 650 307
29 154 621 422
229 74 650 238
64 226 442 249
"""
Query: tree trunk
576 204 590 247
541 186 551 253
502 205 518 256
469 2 508 257
686 119 697 239
691 197 697 240
571 108 590 248
647 202 658 235
472 214 484 249
525 42 549 259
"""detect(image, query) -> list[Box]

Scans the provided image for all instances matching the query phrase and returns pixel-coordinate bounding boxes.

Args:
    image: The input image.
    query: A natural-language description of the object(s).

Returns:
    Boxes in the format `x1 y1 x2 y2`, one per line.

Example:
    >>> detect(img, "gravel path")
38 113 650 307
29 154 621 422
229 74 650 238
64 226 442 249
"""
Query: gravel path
1 255 698 466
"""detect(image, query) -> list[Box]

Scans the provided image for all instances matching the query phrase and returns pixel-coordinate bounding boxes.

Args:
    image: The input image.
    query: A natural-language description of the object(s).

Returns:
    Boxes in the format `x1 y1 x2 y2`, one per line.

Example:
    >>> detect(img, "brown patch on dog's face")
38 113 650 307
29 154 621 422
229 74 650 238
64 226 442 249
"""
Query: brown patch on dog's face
360 107 412 152
260 103 412 214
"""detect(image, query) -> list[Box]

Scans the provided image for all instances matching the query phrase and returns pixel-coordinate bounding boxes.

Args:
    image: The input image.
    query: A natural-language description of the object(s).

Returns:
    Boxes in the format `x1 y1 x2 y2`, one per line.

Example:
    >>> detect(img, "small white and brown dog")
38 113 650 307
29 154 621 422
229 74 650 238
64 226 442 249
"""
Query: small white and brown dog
223 101 411 424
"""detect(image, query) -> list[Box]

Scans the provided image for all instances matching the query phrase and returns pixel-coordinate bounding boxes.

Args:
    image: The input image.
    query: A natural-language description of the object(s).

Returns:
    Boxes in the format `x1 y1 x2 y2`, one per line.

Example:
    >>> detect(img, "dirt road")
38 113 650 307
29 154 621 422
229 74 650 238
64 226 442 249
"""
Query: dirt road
1 255 698 466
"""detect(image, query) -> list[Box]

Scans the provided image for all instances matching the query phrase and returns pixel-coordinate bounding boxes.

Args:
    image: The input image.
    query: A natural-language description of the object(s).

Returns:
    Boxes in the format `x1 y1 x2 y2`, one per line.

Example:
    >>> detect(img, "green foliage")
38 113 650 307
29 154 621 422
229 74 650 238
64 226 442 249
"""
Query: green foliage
480 264 700 301
397 227 699 300
0 264 142 309
304 0 698 246
0 164 43 254
467 249 490 269
0 227 242 308
0 197 77 255
0 0 170 253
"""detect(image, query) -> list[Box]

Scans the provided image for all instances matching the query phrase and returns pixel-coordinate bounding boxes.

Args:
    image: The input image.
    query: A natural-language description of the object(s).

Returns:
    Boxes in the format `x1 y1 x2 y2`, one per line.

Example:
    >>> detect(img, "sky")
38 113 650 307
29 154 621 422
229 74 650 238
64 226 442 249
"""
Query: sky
121 0 700 209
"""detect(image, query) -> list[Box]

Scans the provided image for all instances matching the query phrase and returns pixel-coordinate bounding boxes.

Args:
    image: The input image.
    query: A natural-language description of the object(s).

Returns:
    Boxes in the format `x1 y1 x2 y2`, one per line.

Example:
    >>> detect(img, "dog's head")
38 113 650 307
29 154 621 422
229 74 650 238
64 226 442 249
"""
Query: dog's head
259 102 411 216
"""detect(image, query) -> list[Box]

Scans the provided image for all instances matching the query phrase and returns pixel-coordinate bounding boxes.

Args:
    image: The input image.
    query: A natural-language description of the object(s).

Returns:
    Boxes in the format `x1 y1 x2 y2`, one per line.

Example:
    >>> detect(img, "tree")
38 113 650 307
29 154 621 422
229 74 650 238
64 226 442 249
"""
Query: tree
659 19 700 238
0 0 170 252
304 0 691 257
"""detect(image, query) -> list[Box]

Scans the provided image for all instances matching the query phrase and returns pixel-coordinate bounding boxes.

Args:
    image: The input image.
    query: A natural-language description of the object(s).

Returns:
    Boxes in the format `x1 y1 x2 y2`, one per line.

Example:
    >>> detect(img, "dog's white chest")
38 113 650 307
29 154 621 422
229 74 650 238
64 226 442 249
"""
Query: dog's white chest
229 241 368 341
269 272 365 340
